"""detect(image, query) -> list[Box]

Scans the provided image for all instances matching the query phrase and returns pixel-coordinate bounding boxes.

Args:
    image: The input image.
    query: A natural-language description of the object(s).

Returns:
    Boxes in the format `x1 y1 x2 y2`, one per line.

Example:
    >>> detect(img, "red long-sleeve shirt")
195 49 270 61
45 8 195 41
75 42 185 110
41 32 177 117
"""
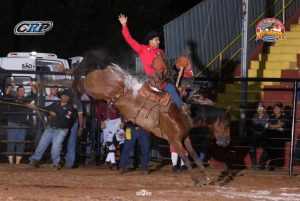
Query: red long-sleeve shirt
121 25 163 76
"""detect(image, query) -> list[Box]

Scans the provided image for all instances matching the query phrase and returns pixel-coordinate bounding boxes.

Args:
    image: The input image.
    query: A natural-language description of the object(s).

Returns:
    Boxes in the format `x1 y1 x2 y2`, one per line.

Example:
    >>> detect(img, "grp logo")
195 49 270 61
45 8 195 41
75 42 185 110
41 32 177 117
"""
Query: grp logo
256 18 285 42
14 21 53 35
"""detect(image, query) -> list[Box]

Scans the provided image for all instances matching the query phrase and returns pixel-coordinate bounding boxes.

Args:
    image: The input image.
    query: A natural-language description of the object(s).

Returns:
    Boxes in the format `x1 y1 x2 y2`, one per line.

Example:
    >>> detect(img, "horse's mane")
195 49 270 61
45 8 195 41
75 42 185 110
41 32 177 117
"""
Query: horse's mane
190 103 231 125
72 49 142 95
74 49 112 76
72 49 114 94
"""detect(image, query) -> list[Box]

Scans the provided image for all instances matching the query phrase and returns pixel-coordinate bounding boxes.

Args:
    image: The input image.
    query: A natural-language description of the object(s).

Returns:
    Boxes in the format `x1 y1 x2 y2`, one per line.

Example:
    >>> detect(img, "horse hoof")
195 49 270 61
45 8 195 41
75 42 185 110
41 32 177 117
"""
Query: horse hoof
195 181 203 187
206 177 215 185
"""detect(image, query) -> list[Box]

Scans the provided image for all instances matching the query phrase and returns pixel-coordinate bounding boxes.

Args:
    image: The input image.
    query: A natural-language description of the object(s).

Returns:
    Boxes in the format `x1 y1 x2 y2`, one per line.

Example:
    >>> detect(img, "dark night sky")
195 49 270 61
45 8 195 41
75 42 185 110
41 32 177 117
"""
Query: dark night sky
0 0 203 67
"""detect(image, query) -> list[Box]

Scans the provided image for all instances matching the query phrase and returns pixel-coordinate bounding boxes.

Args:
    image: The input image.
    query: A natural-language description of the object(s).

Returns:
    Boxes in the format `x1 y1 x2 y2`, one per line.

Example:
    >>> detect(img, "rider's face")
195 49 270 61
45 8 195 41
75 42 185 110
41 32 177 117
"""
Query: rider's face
149 37 160 49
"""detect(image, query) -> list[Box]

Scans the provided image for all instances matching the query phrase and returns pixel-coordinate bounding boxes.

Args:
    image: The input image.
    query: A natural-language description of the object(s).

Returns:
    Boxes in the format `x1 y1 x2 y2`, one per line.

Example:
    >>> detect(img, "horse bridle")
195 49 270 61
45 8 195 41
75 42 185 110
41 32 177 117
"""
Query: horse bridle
106 82 127 105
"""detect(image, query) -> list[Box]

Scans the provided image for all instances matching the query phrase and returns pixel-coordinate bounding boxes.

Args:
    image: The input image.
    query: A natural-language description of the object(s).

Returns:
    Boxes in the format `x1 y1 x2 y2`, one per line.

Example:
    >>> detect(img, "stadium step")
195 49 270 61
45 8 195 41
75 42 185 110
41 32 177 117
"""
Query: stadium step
258 53 297 62
268 46 300 54
250 61 296 69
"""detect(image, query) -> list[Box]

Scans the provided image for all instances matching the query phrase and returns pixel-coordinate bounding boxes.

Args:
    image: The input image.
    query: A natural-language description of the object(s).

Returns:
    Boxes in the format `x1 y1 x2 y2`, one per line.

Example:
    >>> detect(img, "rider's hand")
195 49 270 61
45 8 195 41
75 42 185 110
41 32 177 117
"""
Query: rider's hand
118 14 127 26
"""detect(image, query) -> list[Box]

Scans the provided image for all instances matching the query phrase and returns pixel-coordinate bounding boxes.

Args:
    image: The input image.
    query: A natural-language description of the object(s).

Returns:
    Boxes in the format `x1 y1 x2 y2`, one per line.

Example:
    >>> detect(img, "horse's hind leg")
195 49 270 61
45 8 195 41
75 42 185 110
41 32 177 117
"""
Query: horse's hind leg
170 140 203 187
184 137 213 184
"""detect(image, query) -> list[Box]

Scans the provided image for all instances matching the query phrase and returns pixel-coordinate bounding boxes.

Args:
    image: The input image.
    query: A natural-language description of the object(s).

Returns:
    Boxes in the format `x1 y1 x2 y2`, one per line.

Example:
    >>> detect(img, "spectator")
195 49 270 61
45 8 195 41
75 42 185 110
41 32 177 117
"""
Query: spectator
175 55 194 99
29 89 75 170
96 100 125 170
119 122 150 174
65 94 84 168
261 102 289 170
5 81 37 97
248 102 269 169
43 87 61 125
44 87 60 107
5 85 36 164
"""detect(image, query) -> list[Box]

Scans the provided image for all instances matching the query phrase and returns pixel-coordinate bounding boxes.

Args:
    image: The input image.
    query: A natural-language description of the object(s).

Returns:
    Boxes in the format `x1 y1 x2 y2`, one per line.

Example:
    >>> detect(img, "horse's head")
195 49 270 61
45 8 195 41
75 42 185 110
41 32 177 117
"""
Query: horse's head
191 104 231 147
210 106 231 147
83 64 130 101
72 49 136 101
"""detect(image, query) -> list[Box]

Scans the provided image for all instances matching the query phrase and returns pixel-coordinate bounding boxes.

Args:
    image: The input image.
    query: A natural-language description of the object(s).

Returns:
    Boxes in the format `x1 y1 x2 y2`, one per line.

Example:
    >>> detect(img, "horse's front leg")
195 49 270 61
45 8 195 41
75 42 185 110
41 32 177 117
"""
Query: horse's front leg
183 137 214 185
170 140 203 187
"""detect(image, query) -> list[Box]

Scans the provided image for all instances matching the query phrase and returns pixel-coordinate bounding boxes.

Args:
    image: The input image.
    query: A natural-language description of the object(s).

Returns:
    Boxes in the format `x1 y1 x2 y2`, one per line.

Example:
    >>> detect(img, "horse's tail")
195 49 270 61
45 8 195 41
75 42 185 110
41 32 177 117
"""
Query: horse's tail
72 49 113 95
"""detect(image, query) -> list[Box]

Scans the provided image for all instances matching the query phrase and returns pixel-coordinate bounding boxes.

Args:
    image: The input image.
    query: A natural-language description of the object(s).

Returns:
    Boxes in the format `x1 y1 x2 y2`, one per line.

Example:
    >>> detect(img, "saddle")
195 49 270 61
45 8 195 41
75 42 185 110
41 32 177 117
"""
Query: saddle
138 82 170 106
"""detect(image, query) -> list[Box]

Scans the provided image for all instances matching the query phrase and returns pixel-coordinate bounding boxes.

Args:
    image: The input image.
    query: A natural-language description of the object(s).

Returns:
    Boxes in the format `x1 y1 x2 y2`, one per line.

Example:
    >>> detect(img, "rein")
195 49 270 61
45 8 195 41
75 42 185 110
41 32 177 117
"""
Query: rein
0 100 49 113
0 99 52 125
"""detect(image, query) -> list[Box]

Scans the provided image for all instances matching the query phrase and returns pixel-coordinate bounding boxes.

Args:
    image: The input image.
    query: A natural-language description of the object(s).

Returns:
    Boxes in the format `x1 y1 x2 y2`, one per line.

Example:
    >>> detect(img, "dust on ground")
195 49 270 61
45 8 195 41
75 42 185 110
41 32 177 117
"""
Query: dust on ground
0 164 299 201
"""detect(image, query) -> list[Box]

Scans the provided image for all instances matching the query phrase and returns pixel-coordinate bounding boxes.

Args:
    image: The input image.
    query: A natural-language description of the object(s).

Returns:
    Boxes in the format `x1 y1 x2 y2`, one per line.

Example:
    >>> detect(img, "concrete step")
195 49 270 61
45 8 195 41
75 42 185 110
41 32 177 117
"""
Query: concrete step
275 38 300 46
248 69 282 78
281 69 299 78
263 91 293 103
250 61 296 69
285 31 300 38
217 92 261 102
225 83 263 92
268 46 300 54
290 24 300 31
258 53 297 62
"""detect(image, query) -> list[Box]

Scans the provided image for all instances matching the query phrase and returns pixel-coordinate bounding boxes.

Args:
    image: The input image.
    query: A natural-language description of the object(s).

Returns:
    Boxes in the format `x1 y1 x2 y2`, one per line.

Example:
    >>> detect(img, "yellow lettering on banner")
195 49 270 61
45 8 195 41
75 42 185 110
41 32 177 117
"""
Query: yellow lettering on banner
256 30 285 40
126 128 131 140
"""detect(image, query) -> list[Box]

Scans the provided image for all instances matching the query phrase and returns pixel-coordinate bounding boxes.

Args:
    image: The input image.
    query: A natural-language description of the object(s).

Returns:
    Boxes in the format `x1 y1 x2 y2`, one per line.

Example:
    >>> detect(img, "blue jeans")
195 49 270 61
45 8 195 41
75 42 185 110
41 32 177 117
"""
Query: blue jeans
30 128 68 166
65 123 78 167
126 149 135 168
119 126 150 171
7 124 26 154
163 83 184 108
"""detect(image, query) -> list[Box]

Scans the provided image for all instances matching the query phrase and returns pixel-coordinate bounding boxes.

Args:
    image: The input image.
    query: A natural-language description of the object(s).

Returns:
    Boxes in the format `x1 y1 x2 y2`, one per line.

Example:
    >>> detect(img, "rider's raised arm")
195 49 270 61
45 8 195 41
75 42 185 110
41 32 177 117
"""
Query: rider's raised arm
118 14 143 54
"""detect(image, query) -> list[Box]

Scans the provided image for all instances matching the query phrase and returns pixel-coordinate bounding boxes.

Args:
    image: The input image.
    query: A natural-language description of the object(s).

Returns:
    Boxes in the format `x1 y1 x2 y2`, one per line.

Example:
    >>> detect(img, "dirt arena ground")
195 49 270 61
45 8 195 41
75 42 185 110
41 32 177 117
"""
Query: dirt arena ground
0 163 300 201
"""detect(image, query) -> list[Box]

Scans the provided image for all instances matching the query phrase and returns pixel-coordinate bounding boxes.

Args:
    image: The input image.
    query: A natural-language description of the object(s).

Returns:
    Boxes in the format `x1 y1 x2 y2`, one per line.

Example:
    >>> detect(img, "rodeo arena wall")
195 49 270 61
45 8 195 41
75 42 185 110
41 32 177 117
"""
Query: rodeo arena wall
162 0 300 174
163 0 300 73
0 0 300 174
